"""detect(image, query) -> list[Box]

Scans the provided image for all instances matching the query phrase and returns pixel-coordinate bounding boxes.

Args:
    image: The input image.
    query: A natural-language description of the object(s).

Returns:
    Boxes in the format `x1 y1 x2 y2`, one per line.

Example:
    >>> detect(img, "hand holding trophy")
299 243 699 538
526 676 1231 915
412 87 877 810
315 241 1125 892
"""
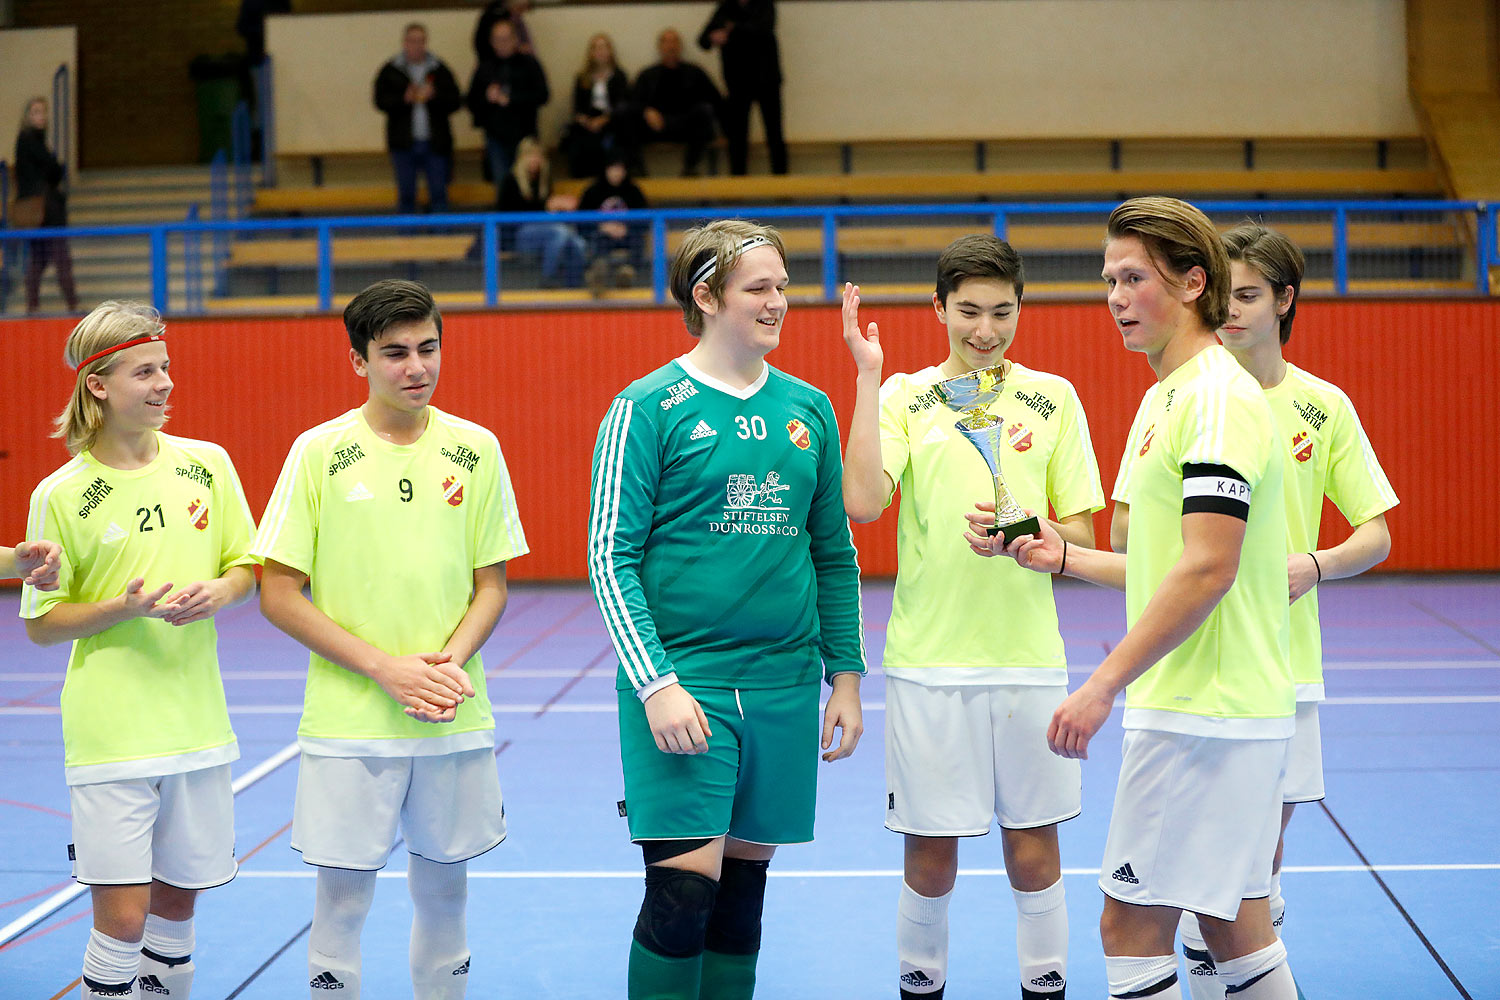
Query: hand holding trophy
936 363 1042 543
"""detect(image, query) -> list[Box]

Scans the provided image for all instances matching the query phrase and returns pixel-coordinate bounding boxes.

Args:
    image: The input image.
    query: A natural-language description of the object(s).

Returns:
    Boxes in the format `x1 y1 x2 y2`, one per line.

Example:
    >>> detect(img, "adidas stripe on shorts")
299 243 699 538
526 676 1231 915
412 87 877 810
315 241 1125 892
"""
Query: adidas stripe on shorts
69 763 237 888
1282 701 1325 804
884 678 1081 835
292 748 505 870
1098 729 1288 920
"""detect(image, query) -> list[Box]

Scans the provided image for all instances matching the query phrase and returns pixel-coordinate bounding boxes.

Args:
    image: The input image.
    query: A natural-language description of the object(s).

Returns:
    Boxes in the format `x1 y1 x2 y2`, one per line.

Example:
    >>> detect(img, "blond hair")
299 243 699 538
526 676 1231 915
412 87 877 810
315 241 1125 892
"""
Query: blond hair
54 301 167 455
1106 196 1231 331
668 220 787 336
510 135 550 202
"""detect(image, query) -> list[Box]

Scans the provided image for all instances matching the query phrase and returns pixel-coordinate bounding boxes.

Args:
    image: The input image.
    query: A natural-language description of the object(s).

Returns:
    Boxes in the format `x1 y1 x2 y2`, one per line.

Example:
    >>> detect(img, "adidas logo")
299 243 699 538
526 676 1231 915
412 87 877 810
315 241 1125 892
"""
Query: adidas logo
1030 970 1065 988
311 971 347 989
453 958 470 976
1189 962 1218 977
344 482 374 502
900 969 936 988
1273 911 1284 928
689 420 717 440
138 975 169 994
1111 862 1140 884
922 425 947 445
101 521 127 544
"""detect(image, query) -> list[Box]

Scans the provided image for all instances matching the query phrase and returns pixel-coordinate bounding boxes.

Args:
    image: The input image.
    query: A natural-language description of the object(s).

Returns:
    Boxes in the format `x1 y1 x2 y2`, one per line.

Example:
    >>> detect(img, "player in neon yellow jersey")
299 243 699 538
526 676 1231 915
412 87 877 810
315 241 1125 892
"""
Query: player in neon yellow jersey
971 197 1301 1000
1154 222 1394 997
589 220 865 1000
22 301 258 1000
841 235 1103 1000
256 279 528 1000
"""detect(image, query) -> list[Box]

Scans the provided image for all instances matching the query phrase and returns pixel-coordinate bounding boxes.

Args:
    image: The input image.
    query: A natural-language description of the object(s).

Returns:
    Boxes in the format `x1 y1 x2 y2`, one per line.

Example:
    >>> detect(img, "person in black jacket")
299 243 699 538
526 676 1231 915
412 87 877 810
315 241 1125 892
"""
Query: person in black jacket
631 28 721 177
374 24 463 214
699 0 785 175
563 33 633 179
13 96 78 315
466 18 549 202
579 154 649 291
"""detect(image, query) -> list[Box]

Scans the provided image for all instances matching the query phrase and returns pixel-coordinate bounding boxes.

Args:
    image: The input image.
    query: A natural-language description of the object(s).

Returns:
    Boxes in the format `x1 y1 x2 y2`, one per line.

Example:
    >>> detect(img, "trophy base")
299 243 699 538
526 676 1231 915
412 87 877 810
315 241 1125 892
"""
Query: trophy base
986 514 1042 544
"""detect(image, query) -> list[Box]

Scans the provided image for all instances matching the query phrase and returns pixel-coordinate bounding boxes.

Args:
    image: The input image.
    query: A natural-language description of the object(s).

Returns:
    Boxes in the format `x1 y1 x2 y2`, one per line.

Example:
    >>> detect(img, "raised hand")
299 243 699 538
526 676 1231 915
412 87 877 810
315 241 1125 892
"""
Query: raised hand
841 283 883 375
13 540 62 590
122 577 174 618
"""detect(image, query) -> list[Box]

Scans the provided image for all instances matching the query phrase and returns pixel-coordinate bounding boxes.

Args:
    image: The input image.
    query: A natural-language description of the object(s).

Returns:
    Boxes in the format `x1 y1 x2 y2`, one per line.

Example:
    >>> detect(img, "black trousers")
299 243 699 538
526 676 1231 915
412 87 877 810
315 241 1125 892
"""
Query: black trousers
722 82 786 175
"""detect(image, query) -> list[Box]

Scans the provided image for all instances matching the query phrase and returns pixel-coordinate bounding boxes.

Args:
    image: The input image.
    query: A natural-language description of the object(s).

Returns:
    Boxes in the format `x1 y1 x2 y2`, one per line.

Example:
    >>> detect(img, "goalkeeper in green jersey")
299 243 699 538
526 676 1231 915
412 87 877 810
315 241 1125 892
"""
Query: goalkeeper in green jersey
589 219 866 1000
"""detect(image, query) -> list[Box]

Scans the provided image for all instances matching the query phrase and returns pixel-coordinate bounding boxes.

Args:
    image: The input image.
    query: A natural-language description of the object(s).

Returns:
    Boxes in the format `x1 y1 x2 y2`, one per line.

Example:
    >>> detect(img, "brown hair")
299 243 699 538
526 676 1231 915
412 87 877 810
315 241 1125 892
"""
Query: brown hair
668 220 787 337
1106 196 1231 331
1222 221 1304 344
54 301 167 455
936 234 1025 303
343 279 443 358
576 33 619 88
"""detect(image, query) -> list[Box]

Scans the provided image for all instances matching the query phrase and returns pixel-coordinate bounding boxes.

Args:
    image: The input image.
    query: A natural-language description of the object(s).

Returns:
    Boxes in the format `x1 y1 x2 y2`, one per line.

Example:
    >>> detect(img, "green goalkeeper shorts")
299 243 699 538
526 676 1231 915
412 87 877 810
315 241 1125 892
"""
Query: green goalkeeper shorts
617 679 822 846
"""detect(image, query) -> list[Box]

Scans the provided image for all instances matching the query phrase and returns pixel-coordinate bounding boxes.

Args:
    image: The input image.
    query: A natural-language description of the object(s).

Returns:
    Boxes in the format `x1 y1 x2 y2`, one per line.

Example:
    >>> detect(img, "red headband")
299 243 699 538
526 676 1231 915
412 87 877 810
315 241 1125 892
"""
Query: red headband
74 334 166 372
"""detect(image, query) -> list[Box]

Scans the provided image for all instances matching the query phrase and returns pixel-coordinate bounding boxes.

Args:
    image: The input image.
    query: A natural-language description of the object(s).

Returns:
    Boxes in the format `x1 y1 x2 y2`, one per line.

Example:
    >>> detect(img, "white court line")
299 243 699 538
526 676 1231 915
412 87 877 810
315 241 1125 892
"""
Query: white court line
230 862 1500 880
0 743 300 948
4 660 1499 684
6 693 1500 717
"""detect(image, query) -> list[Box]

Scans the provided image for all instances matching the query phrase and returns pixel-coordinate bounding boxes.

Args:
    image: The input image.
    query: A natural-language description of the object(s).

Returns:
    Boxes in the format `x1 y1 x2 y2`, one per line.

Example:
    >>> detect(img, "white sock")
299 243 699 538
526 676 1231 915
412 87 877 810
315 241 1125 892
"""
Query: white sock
82 928 141 997
308 867 376 998
139 913 195 998
1215 940 1294 999
1268 871 1285 937
897 881 951 996
1177 912 1221 1000
1105 954 1181 999
409 857 470 1000
1014 879 1067 997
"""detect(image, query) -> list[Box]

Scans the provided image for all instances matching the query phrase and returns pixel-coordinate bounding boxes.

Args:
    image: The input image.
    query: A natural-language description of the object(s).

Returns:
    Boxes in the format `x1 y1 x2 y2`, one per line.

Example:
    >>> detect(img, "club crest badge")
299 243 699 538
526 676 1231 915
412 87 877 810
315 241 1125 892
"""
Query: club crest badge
186 498 209 531
1291 431 1314 464
442 475 464 507
1139 424 1155 456
1007 421 1033 452
786 419 811 450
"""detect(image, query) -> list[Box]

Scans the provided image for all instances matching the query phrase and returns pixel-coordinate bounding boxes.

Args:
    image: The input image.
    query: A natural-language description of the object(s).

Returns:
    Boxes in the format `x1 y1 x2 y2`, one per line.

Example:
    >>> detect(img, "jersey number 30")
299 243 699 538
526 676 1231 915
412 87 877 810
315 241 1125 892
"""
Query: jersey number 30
735 415 767 440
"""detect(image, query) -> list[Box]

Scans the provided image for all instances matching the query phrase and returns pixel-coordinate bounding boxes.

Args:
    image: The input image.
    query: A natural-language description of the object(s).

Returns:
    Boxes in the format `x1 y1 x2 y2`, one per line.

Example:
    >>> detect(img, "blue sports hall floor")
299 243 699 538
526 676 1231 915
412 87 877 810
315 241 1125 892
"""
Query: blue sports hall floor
2 576 1496 999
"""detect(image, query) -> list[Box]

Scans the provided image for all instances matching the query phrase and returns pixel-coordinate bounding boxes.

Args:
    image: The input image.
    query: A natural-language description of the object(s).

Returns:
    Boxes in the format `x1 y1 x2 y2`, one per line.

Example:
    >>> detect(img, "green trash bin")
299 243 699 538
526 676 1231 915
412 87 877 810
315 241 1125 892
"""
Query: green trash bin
190 54 246 163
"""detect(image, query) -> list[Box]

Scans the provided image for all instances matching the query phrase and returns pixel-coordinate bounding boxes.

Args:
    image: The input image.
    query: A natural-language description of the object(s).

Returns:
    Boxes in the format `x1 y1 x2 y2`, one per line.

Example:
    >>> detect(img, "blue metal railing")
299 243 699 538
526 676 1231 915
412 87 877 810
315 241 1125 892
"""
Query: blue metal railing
0 199 1493 316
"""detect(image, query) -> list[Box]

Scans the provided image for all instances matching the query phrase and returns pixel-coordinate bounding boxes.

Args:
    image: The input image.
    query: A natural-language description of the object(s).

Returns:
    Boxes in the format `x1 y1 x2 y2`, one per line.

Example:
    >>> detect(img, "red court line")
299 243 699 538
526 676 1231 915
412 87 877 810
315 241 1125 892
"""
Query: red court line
0 797 70 819
534 646 616 719
485 596 597 677
3 681 63 707
0 878 73 911
238 819 294 865
1 906 89 955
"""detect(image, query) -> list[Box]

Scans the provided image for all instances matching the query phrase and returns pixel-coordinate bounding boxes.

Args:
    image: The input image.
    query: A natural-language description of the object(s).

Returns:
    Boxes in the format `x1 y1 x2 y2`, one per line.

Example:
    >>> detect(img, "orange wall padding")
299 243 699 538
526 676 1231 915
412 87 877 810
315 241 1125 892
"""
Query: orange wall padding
2 299 1496 578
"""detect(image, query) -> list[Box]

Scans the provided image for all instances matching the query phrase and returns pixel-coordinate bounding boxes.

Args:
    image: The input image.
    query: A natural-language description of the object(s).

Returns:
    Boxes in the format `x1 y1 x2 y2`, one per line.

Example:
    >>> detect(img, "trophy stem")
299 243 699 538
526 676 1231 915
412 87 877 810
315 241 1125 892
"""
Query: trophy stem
988 474 1042 543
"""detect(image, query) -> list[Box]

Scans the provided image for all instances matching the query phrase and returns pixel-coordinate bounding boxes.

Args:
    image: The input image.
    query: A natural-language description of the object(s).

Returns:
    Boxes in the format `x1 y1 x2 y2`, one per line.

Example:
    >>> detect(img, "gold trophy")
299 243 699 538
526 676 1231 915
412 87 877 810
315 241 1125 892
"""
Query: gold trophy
936 364 1042 543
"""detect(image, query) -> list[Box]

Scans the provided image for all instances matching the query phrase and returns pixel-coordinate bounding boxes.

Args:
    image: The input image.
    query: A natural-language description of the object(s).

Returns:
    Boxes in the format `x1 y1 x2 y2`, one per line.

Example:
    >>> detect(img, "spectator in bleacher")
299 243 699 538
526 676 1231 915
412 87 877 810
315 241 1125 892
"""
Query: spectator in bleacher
699 0 787 176
579 154 649 293
499 137 587 289
13 96 78 315
472 0 533 62
562 33 633 179
467 18 550 204
631 28 721 177
374 23 462 215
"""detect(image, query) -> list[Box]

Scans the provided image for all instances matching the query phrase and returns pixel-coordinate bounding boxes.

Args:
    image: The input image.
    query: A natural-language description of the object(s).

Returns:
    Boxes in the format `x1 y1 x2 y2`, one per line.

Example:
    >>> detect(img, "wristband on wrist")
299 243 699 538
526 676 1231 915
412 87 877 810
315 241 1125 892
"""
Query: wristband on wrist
1308 551 1322 583
1059 538 1069 575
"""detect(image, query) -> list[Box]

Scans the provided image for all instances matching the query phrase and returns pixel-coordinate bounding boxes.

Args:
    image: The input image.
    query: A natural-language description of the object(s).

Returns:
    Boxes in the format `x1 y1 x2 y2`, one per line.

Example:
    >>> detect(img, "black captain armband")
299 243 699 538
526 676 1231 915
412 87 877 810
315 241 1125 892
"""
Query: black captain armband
1181 463 1251 520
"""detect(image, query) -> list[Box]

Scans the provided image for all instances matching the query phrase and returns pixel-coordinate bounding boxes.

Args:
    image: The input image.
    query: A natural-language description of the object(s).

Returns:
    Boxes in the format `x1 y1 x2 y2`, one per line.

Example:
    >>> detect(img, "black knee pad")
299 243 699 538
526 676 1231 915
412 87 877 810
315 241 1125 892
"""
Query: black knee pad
704 857 769 955
633 866 719 959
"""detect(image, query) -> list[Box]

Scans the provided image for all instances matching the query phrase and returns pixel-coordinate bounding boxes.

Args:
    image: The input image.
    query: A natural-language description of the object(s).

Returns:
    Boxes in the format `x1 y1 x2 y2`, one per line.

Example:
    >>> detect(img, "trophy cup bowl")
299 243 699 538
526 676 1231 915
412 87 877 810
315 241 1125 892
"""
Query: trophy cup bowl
935 364 1043 544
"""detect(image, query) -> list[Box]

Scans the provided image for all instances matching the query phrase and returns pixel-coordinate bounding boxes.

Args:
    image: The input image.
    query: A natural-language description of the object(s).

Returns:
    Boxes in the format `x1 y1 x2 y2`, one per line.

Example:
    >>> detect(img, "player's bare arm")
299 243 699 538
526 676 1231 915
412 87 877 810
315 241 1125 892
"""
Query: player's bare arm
1288 512 1391 604
24 576 176 647
1048 510 1246 759
1110 501 1130 553
643 680 713 755
840 282 892 523
260 557 468 722
157 564 257 627
820 671 863 762
440 561 509 677
3 540 64 590
964 504 1127 591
